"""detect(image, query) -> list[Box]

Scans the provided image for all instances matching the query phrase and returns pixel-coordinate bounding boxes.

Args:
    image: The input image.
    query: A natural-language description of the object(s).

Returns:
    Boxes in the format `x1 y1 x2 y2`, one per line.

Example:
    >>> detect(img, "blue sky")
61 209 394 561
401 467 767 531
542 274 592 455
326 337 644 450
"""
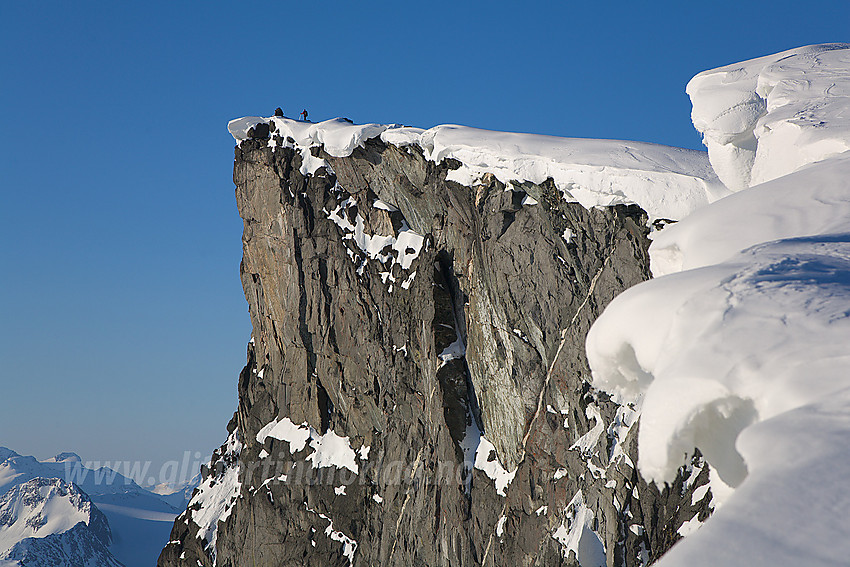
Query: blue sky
1 1 847 482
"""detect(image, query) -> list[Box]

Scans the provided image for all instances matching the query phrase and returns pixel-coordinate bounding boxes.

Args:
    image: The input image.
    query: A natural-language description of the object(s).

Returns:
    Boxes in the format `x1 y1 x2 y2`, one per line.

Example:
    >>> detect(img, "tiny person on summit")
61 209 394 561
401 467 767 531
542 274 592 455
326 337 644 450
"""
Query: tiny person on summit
300 109 308 121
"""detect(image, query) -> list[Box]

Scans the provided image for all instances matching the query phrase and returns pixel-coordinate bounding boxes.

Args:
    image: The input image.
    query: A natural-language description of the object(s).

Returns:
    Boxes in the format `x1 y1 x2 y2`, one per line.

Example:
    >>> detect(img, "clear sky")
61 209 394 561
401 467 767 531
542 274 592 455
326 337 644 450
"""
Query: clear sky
1 1 847 483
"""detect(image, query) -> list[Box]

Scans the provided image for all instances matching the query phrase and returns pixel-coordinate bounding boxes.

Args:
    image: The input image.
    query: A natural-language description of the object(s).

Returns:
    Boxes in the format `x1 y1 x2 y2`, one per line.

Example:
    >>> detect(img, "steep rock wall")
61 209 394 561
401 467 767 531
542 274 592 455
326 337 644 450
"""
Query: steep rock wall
160 129 712 567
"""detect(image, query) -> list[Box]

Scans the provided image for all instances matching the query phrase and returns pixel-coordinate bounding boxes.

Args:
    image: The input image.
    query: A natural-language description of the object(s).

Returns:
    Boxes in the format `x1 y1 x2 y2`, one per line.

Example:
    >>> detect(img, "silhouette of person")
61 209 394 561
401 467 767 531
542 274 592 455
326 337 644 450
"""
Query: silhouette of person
300 109 308 121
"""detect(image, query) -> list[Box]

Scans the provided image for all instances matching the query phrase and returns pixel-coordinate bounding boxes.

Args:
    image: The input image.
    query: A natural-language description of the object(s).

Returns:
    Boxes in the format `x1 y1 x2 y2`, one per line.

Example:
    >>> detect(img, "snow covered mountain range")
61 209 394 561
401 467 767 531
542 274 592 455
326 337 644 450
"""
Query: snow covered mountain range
0 448 198 567
158 43 850 567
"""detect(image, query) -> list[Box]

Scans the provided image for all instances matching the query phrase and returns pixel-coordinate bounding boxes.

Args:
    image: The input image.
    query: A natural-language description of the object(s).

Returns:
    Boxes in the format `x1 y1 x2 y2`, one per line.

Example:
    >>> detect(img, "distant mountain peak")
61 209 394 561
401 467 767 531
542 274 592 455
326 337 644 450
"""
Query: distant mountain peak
0 477 121 567
48 452 82 463
0 447 187 567
0 448 19 463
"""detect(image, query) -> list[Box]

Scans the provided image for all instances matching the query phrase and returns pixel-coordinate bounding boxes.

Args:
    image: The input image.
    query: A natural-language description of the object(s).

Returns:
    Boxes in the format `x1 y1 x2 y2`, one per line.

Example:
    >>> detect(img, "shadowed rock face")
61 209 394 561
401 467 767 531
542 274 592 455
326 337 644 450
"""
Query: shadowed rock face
159 136 712 567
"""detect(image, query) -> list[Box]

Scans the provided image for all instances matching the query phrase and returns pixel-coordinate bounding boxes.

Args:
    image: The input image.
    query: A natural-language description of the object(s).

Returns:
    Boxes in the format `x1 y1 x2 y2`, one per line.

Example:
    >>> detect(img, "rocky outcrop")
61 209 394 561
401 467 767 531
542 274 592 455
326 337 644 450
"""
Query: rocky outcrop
160 124 714 567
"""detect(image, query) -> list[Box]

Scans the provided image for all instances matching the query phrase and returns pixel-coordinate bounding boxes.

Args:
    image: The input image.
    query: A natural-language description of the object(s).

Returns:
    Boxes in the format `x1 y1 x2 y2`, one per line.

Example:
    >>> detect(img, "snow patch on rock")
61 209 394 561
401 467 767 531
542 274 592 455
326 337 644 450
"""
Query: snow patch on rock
325 190 425 292
570 403 605 457
459 421 516 497
472 435 516 497
305 504 358 566
551 490 606 567
257 416 360 475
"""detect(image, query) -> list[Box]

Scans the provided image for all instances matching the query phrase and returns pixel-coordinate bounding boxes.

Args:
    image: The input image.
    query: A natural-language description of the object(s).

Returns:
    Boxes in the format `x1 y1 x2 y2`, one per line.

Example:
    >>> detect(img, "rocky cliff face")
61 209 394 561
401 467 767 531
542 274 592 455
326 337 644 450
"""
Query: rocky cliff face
159 122 714 567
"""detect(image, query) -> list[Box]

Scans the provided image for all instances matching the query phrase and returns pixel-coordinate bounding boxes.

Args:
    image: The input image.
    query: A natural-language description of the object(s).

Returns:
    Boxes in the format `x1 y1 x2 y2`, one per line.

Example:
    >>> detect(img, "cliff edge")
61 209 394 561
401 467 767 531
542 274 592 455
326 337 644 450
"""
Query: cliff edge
159 119 721 567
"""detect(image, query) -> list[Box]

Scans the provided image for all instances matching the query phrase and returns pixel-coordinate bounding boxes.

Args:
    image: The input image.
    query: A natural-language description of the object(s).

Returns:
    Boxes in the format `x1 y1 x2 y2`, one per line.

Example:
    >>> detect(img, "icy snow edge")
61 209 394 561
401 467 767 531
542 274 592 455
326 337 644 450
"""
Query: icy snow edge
687 43 850 192
228 116 728 221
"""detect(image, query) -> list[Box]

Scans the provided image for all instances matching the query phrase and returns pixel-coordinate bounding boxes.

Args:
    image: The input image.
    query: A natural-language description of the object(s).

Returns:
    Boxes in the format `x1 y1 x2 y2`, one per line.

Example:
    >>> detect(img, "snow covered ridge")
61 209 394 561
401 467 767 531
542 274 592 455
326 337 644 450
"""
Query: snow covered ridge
228 116 390 159
182 429 241 564
688 43 850 191
587 44 850 567
0 477 120 567
228 116 727 221
384 124 728 220
0 478 99 554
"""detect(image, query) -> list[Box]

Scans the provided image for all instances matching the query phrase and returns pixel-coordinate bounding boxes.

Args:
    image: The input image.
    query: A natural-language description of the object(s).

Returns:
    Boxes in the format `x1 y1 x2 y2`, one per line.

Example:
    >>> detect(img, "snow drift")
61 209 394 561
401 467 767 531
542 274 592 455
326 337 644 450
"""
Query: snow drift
588 44 850 566
687 43 850 191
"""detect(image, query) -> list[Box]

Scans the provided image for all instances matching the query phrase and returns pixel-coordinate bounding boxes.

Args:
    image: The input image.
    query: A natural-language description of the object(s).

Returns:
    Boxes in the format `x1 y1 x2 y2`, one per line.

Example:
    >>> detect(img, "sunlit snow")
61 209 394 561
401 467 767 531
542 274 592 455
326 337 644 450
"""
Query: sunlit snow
229 115 728 222
256 416 361 475
588 43 850 567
